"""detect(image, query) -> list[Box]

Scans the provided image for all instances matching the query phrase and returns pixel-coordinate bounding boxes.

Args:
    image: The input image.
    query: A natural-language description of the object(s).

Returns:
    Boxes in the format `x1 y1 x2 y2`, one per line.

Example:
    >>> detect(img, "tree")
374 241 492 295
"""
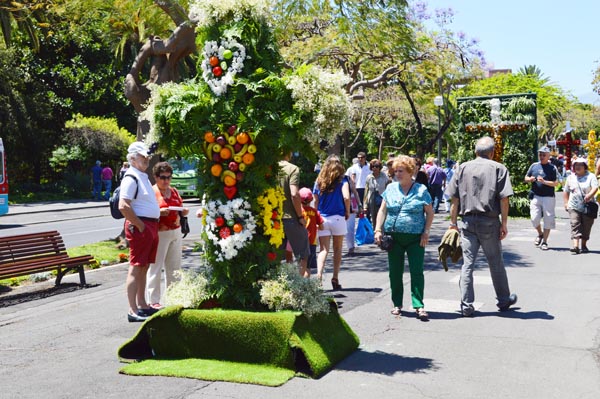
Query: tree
0 0 49 51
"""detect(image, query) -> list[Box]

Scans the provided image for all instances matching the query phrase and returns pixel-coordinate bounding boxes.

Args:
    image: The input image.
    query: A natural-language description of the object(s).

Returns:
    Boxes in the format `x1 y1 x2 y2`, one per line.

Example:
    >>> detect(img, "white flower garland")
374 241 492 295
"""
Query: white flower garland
201 39 247 96
201 198 256 261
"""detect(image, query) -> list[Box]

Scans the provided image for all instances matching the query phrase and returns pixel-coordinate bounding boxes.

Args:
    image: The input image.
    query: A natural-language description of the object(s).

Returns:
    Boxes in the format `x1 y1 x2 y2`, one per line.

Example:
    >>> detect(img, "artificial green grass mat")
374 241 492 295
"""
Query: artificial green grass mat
118 305 359 385
120 358 295 387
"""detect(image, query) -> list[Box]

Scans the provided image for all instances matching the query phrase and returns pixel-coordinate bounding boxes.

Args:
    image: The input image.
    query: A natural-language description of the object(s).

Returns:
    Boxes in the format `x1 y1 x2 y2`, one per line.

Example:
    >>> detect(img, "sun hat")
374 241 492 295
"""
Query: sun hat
128 142 150 157
299 187 313 203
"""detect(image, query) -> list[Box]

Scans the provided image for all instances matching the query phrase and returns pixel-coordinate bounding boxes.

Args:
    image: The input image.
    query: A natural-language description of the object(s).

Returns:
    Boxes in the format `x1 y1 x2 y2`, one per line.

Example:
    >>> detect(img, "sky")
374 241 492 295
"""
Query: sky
421 0 600 104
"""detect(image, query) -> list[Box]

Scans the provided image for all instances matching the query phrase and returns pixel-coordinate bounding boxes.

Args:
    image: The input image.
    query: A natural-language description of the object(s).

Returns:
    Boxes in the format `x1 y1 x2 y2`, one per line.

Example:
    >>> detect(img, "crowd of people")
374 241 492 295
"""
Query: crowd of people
118 136 599 323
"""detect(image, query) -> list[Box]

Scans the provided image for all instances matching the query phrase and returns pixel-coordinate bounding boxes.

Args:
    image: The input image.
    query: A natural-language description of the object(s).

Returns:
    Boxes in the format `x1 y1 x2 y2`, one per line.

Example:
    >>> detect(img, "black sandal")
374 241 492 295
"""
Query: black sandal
331 278 342 291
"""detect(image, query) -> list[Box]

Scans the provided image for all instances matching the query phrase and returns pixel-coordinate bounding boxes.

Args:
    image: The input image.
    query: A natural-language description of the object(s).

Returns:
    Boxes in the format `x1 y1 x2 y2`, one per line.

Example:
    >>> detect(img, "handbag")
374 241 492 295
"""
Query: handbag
378 182 415 251
576 179 598 219
179 211 190 237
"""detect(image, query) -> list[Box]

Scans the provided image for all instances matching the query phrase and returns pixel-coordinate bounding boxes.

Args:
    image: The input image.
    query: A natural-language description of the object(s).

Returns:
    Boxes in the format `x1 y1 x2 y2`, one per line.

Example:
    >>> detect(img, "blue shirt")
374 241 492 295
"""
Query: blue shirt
382 182 431 234
313 176 348 217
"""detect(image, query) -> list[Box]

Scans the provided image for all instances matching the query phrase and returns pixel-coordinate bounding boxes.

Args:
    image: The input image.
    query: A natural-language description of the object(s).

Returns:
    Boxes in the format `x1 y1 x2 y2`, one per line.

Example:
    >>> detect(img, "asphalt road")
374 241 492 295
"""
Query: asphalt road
1 198 600 398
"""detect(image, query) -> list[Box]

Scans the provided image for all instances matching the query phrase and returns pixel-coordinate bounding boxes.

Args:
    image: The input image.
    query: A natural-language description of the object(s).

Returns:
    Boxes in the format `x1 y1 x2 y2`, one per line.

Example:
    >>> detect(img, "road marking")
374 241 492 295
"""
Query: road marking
413 298 484 312
61 227 121 237
449 275 493 285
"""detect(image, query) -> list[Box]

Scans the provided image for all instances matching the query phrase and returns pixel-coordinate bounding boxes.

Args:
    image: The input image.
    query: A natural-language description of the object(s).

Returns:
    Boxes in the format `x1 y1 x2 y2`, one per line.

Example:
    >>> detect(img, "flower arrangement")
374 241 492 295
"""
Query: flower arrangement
200 198 257 261
259 263 331 318
256 187 285 247
189 0 271 28
201 39 247 96
285 65 353 147
165 269 210 308
586 130 599 169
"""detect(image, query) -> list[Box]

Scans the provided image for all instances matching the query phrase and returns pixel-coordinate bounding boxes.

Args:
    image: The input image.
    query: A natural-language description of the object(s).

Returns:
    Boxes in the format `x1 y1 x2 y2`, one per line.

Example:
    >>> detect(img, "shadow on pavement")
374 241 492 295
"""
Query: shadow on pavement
337 349 438 375
0 283 100 308
474 308 554 320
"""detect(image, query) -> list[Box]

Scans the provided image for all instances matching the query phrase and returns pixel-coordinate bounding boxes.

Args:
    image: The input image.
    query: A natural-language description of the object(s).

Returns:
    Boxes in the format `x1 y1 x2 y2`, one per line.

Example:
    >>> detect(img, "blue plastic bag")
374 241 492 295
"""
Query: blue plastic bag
355 216 374 246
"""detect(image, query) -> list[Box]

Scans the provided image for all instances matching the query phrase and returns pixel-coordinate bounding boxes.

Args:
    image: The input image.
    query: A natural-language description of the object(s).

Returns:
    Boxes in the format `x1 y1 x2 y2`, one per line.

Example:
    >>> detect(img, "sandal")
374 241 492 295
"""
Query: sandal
416 308 429 320
331 278 342 291
391 306 401 316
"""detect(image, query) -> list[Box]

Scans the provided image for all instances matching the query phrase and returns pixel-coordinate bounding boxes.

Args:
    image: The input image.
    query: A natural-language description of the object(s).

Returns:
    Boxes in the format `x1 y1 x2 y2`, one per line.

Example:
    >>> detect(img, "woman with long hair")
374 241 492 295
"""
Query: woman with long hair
313 155 351 290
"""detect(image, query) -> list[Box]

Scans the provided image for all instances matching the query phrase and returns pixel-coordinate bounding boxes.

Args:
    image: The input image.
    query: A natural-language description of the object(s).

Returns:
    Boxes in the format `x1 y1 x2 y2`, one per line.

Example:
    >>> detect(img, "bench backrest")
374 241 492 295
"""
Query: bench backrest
0 231 67 266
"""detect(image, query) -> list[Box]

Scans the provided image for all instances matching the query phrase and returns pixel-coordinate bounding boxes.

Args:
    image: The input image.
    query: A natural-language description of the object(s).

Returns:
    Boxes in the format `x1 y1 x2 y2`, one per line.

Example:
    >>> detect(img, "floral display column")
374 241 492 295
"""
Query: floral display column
142 0 352 311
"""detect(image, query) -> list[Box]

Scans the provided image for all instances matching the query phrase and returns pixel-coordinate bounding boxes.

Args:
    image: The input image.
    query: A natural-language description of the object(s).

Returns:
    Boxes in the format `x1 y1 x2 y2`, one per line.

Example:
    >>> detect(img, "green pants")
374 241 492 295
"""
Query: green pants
387 233 425 309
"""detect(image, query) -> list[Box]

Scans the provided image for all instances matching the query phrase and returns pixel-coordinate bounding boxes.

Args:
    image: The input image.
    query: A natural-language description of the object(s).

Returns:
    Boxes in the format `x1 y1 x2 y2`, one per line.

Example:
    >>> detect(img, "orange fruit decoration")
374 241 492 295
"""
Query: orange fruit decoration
223 175 237 187
219 147 232 160
204 131 215 143
233 223 243 233
242 152 254 165
211 164 223 177
209 56 219 67
273 221 280 230
236 132 250 144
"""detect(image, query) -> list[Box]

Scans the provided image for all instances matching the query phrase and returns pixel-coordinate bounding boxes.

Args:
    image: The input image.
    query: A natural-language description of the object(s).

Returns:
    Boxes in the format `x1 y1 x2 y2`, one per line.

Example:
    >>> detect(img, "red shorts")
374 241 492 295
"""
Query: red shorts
125 219 159 266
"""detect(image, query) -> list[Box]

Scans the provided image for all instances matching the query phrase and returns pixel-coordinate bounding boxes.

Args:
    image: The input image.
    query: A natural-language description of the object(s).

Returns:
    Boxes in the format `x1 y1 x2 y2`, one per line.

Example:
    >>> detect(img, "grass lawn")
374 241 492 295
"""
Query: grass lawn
0 240 128 287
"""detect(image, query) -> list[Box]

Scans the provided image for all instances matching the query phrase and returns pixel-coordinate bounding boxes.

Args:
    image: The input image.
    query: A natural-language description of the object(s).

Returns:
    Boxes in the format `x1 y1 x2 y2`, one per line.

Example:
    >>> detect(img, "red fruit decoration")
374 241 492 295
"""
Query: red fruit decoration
224 185 237 200
228 162 239 172
219 227 231 239
215 217 225 227
271 211 278 219
228 125 237 135
267 252 277 261
213 66 223 77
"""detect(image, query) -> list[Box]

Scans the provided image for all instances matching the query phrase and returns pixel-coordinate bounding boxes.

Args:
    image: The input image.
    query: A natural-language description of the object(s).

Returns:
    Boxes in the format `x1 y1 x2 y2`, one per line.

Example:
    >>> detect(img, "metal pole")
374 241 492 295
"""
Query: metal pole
437 106 441 161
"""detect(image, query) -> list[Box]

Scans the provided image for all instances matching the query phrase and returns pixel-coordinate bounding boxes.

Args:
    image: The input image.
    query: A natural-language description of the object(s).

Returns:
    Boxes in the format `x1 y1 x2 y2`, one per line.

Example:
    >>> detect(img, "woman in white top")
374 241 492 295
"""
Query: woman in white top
563 157 599 254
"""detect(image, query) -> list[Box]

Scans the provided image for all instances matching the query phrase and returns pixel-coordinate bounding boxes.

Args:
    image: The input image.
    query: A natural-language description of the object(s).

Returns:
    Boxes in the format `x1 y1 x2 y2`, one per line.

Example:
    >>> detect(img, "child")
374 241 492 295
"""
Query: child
299 187 324 272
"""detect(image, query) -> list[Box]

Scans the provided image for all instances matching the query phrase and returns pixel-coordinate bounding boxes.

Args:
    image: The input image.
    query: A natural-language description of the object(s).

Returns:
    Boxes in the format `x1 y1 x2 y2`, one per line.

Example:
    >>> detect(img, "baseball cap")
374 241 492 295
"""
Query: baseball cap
128 142 149 157
572 157 587 165
538 146 550 153
299 188 313 203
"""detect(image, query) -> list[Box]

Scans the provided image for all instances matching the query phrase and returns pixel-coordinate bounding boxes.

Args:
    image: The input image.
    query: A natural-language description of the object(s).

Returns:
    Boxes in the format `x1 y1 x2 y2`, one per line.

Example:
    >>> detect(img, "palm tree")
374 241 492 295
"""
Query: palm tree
0 0 49 51
518 64 550 84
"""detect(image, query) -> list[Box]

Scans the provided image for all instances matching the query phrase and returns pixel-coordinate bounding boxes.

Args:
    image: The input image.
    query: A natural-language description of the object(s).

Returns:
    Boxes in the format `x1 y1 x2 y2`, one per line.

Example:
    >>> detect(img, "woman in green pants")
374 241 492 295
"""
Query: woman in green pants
374 155 434 320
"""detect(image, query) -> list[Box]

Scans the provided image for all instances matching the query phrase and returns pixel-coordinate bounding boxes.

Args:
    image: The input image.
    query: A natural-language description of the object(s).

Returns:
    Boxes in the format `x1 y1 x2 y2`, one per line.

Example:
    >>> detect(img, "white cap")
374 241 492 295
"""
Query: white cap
127 142 149 157
572 157 587 165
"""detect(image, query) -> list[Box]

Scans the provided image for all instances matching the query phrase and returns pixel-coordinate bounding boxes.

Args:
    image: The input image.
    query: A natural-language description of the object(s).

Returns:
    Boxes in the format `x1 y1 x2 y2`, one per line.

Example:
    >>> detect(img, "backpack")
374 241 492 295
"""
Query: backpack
109 174 138 219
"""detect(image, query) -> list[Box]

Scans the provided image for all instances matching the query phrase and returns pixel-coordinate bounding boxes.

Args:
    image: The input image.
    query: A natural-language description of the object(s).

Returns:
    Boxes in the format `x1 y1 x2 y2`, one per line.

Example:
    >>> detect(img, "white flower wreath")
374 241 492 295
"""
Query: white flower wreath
201 198 257 261
201 39 247 96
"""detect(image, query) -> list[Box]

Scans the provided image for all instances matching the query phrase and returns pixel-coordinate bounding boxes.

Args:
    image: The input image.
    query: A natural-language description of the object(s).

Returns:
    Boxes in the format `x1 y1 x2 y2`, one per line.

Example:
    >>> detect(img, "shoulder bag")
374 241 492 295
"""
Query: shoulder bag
577 178 598 219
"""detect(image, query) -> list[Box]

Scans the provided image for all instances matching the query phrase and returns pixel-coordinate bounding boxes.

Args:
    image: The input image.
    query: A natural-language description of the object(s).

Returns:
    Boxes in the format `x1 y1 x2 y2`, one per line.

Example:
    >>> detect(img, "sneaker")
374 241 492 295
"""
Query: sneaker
570 247 580 255
127 311 148 323
581 246 590 254
498 294 518 311
540 242 549 251
461 305 474 317
534 235 543 246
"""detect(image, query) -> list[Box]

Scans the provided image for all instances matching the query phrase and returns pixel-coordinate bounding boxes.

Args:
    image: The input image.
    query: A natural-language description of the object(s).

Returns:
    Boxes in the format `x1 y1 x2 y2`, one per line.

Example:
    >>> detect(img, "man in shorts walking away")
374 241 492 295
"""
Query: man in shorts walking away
446 136 518 317
119 142 161 322
524 146 559 250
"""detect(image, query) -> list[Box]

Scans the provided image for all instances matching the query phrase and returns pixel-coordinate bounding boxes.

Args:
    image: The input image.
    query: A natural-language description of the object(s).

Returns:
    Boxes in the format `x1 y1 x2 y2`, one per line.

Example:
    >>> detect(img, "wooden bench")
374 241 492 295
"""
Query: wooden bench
0 231 94 286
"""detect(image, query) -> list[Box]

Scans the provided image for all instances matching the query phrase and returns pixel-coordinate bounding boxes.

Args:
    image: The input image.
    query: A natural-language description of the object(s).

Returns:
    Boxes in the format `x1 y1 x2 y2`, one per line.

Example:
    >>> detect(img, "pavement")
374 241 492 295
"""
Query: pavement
1 197 600 398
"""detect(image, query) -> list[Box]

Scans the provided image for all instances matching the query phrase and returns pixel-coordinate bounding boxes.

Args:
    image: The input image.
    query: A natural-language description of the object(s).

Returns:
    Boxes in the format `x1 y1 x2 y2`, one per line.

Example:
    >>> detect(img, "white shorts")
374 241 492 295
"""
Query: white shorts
530 195 556 229
318 215 347 237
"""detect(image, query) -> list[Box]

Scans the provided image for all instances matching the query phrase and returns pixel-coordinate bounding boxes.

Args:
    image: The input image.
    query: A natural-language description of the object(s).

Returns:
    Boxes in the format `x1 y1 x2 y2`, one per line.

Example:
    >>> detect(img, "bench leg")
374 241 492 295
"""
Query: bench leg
55 268 65 286
78 266 87 286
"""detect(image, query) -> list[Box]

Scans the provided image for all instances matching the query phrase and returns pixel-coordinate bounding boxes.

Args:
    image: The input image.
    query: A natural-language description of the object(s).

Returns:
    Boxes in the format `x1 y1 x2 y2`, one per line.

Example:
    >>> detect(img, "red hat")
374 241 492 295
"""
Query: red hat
299 188 313 203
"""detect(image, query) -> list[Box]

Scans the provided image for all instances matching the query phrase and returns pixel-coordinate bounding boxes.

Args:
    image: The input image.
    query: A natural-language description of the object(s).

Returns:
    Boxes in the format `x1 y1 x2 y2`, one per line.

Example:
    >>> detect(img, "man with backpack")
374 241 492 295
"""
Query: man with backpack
118 142 160 322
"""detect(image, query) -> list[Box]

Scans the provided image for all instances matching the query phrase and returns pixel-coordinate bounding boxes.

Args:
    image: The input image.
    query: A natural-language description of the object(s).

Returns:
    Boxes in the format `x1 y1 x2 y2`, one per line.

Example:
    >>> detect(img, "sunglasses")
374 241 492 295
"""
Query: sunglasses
158 175 172 180
372 165 382 169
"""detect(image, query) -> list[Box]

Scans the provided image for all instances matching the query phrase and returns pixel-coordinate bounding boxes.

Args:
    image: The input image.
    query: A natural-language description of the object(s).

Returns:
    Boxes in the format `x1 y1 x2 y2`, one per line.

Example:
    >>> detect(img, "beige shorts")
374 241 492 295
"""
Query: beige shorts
530 195 556 229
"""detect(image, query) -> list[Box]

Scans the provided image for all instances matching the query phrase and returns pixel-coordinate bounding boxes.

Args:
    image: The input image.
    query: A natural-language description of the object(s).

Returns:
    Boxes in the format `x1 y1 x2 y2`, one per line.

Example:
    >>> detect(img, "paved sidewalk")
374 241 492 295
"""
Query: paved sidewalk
1 198 600 398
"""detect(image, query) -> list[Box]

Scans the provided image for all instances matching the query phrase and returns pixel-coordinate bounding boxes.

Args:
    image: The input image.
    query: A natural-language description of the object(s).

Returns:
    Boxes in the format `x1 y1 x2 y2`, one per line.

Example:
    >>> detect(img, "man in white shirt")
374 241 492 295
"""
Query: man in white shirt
119 141 161 322
351 151 371 205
